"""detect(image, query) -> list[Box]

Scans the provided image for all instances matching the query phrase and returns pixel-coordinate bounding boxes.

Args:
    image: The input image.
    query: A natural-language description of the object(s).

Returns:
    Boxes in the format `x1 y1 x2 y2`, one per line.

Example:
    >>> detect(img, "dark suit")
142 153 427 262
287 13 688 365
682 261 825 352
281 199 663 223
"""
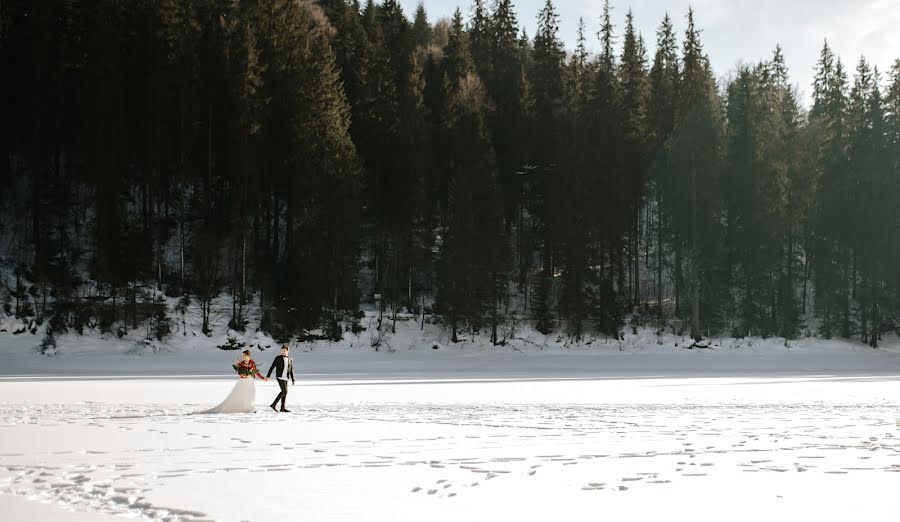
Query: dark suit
267 354 295 410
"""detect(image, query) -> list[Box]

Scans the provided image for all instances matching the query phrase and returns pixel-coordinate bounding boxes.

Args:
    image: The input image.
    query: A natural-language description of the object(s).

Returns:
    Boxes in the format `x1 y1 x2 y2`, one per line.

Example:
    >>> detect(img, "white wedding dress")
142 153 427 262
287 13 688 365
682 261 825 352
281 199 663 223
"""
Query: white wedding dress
198 377 257 414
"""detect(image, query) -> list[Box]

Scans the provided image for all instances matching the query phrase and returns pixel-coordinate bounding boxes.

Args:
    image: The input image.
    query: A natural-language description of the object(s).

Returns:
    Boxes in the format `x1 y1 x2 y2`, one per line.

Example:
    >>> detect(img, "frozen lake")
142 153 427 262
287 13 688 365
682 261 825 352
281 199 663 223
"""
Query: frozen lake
3 348 900 521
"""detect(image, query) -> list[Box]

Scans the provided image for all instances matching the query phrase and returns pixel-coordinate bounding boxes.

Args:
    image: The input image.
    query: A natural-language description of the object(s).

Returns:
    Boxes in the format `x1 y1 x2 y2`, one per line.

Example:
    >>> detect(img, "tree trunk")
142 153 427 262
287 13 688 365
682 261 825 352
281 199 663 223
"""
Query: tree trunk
657 188 663 325
870 280 880 348
674 241 681 320
260 285 267 332
841 249 851 338
491 280 498 345
132 279 138 330
14 271 20 317
784 232 794 336
156 206 163 292
180 205 186 293
802 226 810 316
451 310 458 343
272 187 279 260
240 224 246 322
690 155 700 341
633 212 640 311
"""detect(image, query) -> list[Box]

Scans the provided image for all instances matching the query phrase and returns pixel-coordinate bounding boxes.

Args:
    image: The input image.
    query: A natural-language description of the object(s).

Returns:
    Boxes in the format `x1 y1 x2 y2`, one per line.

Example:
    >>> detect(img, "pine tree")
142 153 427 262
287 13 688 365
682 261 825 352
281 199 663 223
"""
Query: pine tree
723 57 799 337
433 8 471 342
486 0 528 232
619 9 650 312
411 2 431 48
529 0 565 334
885 61 900 335
474 0 532 315
557 18 594 340
81 1 131 328
598 0 615 70
226 1 265 331
810 40 851 338
581 0 627 336
468 0 492 82
847 58 889 346
0 0 9 192
648 13 680 326
668 8 724 341
252 0 361 336
442 9 474 83
770 46 807 339
434 15 504 342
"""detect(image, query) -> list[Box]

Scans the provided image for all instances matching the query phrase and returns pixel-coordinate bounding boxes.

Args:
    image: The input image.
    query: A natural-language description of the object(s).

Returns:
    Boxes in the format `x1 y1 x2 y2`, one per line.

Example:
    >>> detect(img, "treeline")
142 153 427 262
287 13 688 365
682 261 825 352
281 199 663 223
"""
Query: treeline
1 0 360 341
1 0 899 346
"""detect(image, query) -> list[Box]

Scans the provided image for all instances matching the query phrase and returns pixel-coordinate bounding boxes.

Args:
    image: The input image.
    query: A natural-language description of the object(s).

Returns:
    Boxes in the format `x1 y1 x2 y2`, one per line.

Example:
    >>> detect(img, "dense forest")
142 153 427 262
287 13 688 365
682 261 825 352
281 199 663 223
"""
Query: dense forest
1 0 899 346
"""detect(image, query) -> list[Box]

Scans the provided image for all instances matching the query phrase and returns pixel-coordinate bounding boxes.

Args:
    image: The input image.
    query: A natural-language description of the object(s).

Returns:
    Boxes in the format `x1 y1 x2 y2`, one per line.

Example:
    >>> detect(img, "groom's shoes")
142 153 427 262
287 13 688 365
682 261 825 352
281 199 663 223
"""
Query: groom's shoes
270 404 279 413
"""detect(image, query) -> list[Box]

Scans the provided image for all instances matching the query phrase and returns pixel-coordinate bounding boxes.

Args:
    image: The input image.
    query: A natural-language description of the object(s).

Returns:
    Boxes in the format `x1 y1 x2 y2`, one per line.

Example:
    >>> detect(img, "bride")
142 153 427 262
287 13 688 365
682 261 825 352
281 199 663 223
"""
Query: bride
198 350 268 414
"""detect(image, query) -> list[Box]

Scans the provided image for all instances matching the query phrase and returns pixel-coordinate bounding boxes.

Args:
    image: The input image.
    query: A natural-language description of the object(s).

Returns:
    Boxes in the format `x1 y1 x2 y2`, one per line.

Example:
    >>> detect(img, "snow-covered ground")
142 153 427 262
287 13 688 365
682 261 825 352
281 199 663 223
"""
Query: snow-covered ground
2 315 900 521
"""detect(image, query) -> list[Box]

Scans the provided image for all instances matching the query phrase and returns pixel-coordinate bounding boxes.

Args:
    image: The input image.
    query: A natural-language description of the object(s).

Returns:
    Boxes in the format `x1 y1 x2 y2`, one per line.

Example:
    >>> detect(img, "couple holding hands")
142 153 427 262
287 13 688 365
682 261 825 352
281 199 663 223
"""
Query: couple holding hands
200 345 295 414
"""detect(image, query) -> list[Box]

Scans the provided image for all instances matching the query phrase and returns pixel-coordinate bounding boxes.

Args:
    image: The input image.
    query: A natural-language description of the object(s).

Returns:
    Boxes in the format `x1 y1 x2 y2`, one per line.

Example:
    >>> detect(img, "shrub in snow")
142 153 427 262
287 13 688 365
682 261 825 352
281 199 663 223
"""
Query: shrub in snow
127 338 160 355
349 318 365 335
228 315 248 333
324 314 342 342
151 307 172 341
72 303 94 335
248 330 274 351
370 325 393 352
218 331 245 351
18 301 34 319
298 329 329 342
265 321 293 345
37 324 57 356
98 301 116 334
49 314 67 335
532 276 554 335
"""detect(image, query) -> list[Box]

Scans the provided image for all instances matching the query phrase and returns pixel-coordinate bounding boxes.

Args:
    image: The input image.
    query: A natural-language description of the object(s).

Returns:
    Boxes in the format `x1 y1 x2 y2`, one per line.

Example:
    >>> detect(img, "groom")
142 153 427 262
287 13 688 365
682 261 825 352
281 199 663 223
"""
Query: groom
266 345 295 412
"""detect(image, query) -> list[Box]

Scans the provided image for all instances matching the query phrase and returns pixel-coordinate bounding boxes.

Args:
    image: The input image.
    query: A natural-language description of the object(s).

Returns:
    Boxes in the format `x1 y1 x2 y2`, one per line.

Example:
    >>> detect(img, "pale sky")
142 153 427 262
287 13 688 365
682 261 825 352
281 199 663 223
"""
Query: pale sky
400 0 900 108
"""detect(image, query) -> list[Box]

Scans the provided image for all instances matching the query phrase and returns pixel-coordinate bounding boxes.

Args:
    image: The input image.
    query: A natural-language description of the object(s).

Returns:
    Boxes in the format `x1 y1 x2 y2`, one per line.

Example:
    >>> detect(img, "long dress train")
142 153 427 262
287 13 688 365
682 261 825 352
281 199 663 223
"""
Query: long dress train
198 378 256 414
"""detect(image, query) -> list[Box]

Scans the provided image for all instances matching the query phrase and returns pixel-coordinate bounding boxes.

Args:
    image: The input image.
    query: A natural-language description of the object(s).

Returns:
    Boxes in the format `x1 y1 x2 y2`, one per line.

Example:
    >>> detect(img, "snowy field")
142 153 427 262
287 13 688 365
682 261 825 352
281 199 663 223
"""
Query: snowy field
3 323 900 521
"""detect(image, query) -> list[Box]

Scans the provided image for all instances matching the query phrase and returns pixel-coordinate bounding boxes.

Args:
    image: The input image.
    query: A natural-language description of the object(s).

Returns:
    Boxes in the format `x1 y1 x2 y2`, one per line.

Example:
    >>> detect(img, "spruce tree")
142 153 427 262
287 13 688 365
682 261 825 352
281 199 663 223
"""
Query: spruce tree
723 58 798 337
770 46 806 339
584 0 627 336
648 13 680 326
619 9 650 312
408 2 429 48
810 41 851 338
558 18 594 340
529 0 565 334
847 59 889 346
434 15 504 343
886 61 900 334
668 8 724 341
487 0 528 233
0 0 9 192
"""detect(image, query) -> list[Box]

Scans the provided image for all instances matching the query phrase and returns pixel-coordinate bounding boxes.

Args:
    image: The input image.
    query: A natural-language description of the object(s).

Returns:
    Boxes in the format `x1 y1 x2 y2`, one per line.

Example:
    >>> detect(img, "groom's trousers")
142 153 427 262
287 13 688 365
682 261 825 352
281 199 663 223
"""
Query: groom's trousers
273 378 289 409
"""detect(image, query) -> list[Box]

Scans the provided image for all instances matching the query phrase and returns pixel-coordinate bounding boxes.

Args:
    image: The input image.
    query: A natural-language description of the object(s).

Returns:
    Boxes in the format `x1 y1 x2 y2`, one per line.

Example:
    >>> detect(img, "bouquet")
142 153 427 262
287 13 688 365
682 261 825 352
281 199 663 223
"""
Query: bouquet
233 363 259 378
